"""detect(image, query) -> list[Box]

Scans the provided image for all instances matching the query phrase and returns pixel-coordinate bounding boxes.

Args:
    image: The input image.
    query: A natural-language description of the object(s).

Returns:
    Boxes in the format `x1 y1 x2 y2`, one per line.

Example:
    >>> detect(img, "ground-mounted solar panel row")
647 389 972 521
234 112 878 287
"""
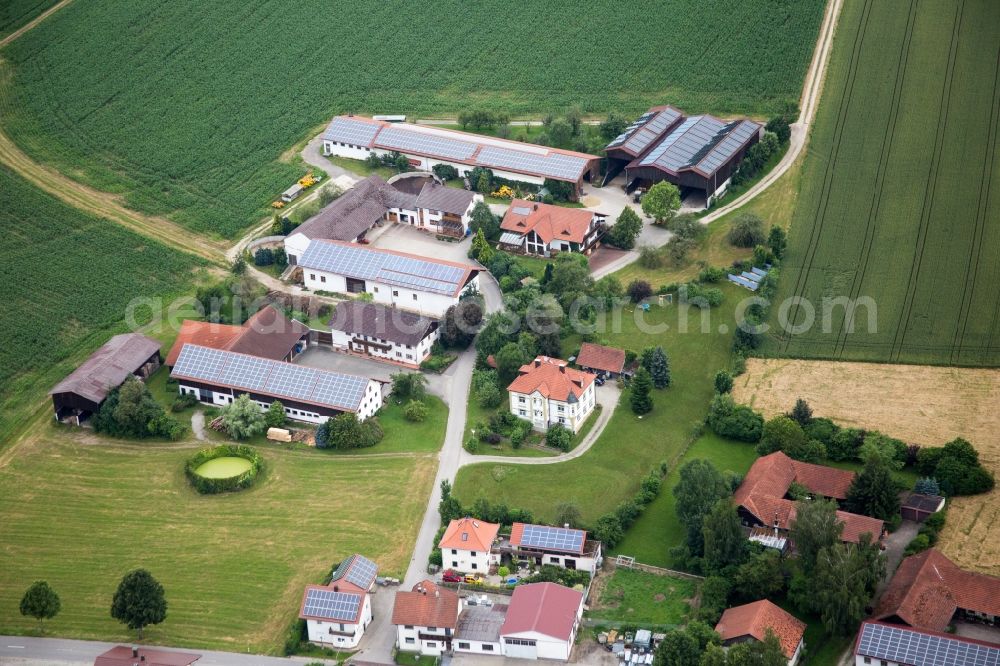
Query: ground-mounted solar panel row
858 624 999 666
302 588 363 621
520 524 585 553
172 345 368 410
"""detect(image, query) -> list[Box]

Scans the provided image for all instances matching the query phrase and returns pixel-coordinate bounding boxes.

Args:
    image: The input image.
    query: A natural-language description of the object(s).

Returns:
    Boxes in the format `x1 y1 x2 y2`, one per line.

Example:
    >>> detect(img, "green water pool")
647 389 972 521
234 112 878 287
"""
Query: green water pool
194 456 253 479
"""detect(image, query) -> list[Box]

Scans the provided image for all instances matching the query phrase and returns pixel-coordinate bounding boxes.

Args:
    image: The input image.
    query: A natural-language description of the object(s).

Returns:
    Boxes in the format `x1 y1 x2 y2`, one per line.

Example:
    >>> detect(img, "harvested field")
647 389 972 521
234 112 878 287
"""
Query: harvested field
734 357 1000 575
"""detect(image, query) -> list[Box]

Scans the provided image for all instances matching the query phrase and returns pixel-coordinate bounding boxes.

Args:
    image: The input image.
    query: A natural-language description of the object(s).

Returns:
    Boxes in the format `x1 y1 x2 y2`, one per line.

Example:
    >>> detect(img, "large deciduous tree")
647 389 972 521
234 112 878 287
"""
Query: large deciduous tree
20 581 61 630
789 498 842 574
641 181 681 224
673 459 729 557
605 207 644 249
110 569 167 639
702 499 748 574
221 393 266 440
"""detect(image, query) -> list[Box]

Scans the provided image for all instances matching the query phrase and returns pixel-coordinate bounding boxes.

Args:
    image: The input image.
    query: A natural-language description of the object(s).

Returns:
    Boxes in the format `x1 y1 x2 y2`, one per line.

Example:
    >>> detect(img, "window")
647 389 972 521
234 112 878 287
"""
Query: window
309 273 316 280
452 561 458 567
374 287 379 293
471 563 477 570
321 276 327 283
518 396 526 403
404 637 415 645
406 354 413 360
412 293 418 300
445 628 452 636
482 644 494 651
458 642 470 650
506 638 536 646
396 352 402 358
557 405 564 412
426 642 436 648
550 557 560 564
393 290 399 297
558 417 566 424
862 659 870 665
428 627 436 632
519 409 526 416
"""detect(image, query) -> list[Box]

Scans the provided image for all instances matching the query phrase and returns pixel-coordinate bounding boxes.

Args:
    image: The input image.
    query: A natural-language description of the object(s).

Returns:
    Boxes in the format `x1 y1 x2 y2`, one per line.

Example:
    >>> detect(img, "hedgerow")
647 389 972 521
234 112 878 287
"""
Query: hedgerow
185 445 263 494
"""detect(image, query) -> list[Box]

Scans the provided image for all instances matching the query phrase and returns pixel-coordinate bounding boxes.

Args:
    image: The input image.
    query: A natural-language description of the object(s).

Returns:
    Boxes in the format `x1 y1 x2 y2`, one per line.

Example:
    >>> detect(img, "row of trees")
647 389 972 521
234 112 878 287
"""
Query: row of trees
652 622 787 666
20 570 168 638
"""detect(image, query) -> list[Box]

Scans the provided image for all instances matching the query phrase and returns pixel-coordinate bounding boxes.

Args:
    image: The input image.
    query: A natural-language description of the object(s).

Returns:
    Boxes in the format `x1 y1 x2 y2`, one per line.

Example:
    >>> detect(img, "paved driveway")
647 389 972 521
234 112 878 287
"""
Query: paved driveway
371 224 474 265
295 346 451 400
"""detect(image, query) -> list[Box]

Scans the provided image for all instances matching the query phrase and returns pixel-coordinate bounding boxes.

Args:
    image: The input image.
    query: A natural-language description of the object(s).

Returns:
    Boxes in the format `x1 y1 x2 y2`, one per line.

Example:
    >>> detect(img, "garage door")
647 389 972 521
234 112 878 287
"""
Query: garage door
504 638 537 660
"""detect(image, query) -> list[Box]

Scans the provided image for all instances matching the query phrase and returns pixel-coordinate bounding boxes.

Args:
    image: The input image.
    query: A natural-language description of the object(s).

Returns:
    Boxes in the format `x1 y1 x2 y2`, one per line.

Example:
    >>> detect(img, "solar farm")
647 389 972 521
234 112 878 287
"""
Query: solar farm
764 0 1000 366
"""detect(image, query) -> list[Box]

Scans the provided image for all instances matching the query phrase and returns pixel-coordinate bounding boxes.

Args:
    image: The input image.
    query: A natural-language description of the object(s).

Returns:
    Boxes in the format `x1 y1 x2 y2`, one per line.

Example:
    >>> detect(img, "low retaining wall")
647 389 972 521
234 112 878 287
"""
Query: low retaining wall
247 235 285 252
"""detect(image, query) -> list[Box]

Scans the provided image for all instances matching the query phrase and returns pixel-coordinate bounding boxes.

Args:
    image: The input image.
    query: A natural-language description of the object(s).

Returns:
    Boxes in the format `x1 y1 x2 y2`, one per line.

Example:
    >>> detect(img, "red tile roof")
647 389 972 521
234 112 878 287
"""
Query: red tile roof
507 356 595 402
742 495 883 544
501 582 583 641
500 200 599 245
873 549 1000 632
575 343 626 374
734 452 855 505
94 646 200 666
715 600 806 659
165 307 307 366
391 580 460 629
438 517 500 552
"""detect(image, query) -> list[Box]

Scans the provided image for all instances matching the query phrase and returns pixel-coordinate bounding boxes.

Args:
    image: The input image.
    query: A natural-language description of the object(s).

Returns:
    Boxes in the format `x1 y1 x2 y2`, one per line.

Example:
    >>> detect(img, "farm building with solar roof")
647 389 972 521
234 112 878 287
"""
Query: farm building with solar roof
298 240 480 318
299 553 378 649
604 105 762 206
853 621 1000 666
498 522 602 575
321 115 600 196
170 344 383 424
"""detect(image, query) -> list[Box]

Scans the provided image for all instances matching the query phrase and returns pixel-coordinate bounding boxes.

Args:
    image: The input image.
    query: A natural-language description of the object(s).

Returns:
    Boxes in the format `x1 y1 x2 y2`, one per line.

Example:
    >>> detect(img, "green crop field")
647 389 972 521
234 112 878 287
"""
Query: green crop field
0 0 825 237
0 164 204 441
765 0 1000 366
0 428 437 652
0 0 57 38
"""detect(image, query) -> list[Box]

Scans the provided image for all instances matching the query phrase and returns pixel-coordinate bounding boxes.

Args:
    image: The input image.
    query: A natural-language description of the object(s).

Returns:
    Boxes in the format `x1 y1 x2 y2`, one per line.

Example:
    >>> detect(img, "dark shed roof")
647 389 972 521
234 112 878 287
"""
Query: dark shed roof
226 306 309 359
50 334 160 404
415 181 476 215
295 175 417 242
329 302 435 347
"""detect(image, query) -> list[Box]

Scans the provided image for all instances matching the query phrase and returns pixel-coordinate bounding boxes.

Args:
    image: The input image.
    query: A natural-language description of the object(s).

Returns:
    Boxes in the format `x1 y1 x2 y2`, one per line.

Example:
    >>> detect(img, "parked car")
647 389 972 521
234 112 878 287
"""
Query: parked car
594 376 606 386
442 570 463 583
464 574 484 585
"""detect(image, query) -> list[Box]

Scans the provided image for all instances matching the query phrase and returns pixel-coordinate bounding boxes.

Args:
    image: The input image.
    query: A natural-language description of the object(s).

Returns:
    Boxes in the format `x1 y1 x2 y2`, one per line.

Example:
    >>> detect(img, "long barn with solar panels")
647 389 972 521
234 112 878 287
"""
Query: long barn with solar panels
605 105 762 206
299 553 379 649
321 115 600 196
501 522 602 575
853 621 1000 666
298 240 480 318
170 344 382 423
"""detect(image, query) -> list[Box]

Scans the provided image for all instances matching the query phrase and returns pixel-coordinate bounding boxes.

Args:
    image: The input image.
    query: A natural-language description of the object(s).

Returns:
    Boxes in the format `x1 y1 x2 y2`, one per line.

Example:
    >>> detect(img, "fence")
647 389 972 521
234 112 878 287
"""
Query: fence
607 556 704 582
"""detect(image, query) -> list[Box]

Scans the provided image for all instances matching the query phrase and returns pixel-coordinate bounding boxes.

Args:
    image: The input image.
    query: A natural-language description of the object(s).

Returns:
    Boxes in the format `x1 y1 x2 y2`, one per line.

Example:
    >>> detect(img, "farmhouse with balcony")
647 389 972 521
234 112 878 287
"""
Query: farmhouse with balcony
165 306 308 368
873 548 1000 631
499 582 584 661
413 181 480 237
734 451 885 547
170 344 382 423
715 600 806 666
496 522 602 575
575 342 627 379
299 554 379 649
497 200 606 257
297 240 479 318
604 105 761 206
329 301 438 368
50 333 162 425
507 356 596 433
320 115 600 197
853 621 1000 666
393 580 462 656
439 517 500 573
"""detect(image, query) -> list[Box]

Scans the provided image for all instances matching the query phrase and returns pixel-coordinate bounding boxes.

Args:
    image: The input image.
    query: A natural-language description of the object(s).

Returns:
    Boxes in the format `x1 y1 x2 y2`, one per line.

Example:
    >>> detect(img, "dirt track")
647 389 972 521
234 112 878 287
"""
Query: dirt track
735 357 1000 575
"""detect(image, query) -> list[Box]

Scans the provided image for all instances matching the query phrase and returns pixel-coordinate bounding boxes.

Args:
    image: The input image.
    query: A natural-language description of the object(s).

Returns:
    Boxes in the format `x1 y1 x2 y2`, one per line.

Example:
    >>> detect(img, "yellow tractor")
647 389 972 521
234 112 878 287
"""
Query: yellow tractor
298 174 318 188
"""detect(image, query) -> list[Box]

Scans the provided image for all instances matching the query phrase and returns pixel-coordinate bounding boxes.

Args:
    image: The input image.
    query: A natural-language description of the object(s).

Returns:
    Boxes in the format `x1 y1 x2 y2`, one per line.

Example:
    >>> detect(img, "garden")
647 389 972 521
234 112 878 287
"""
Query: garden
589 567 699 628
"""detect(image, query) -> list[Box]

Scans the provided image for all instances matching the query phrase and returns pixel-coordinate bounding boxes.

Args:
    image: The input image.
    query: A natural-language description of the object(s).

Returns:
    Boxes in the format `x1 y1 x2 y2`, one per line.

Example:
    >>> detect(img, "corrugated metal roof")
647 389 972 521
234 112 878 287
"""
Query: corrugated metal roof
50 333 160 404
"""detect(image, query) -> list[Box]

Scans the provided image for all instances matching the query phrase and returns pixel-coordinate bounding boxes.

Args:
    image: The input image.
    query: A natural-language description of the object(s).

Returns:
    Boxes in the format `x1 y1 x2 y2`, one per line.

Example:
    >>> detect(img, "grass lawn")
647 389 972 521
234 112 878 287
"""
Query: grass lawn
395 652 438 666
325 155 397 180
453 284 740 526
0 425 436 653
588 568 698 628
371 395 448 454
613 433 758 566
513 255 551 280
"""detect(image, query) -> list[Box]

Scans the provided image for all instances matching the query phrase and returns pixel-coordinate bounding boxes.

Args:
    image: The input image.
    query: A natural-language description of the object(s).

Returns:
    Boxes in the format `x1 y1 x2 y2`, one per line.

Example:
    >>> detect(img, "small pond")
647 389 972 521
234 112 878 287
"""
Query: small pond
194 456 253 479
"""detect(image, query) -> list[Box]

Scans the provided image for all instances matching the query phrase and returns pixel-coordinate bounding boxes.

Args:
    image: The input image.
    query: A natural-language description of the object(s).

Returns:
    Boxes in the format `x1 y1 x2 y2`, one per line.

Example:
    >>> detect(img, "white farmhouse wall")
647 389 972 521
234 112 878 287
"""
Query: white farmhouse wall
284 232 312 265
322 141 372 161
455 639 501 655
509 383 595 433
302 268 469 318
396 624 454 656
442 547 497 573
305 595 372 649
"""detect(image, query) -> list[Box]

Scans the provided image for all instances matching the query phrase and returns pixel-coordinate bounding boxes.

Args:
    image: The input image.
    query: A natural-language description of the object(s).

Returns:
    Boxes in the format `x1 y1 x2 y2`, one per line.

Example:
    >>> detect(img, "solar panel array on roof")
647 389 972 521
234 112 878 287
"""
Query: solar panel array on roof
172 345 368 411
322 117 381 148
298 242 469 296
621 108 682 155
302 588 363 621
519 524 585 554
332 554 379 590
376 126 478 161
695 120 760 175
476 146 588 181
857 623 1000 666
639 116 728 172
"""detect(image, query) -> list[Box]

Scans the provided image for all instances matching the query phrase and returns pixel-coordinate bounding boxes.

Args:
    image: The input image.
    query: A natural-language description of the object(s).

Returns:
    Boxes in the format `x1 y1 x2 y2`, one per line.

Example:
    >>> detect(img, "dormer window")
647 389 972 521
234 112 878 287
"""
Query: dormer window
461 533 468 541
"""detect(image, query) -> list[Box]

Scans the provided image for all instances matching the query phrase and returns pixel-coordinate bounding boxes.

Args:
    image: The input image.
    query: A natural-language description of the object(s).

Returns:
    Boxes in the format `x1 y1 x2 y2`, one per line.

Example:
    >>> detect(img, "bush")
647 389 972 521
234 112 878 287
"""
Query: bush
171 393 198 412
254 248 274 266
316 414 383 449
714 370 733 394
185 444 262 494
432 164 459 181
546 424 572 452
698 266 727 283
903 533 931 556
265 400 287 428
727 213 766 248
914 477 940 495
476 381 503 409
627 279 653 303
638 245 664 269
404 399 428 422
707 394 764 442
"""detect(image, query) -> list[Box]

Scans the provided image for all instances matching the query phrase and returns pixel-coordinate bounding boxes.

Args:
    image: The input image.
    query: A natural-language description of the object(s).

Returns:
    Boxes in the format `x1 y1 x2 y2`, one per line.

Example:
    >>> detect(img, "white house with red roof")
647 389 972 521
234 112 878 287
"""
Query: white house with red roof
500 582 584 660
298 554 378 649
392 580 462 656
438 517 501 573
715 600 806 665
498 200 606 257
501 522 602 575
507 356 596 433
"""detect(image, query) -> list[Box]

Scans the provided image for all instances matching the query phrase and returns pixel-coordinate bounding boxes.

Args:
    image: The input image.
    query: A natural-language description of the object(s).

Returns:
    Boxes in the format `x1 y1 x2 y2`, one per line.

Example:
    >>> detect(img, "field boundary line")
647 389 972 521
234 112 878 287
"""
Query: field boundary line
780 0 874 353
889 0 965 362
834 0 917 356
0 0 74 49
953 37 1000 364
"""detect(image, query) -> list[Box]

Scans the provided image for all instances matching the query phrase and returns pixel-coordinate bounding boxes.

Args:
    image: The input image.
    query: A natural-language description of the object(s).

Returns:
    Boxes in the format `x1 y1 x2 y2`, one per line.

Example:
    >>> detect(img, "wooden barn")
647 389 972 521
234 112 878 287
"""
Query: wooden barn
49 333 162 425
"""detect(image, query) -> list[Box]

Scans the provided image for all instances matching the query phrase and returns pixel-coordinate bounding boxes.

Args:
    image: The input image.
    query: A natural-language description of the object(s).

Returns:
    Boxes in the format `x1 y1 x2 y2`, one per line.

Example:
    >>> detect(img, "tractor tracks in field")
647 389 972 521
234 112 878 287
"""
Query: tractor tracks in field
889 0 965 363
779 0 874 354
0 0 74 49
832 0 917 357
953 37 1000 365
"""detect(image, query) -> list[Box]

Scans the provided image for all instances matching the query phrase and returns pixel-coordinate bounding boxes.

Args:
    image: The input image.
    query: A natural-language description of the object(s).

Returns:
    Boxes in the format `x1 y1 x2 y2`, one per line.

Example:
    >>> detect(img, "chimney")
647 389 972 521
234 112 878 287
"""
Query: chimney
141 657 146 663
564 523 570 529
132 647 139 659
559 365 566 374
435 589 440 598
773 514 780 537
534 359 541 368
333 585 339 592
